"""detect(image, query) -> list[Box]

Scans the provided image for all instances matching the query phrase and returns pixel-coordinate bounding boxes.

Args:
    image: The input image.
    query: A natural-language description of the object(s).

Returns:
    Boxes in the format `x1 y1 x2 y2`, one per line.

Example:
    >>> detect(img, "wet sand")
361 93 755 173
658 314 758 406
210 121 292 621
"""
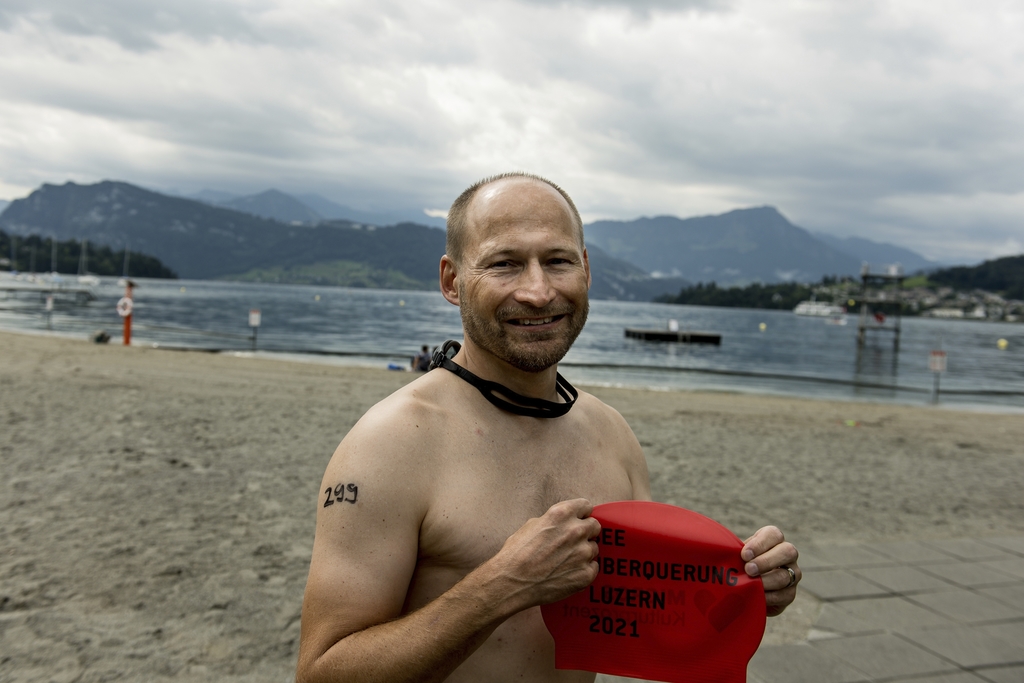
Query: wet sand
2 330 1022 682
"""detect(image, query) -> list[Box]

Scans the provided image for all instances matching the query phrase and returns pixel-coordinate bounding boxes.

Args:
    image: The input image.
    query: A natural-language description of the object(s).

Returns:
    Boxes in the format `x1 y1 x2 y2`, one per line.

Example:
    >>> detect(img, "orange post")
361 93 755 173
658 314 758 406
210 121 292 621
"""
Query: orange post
119 280 135 345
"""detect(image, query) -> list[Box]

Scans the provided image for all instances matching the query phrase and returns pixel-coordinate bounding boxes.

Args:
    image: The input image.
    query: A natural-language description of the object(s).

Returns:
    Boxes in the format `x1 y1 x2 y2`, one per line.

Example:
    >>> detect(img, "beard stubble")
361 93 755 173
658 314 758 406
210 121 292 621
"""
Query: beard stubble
458 288 589 373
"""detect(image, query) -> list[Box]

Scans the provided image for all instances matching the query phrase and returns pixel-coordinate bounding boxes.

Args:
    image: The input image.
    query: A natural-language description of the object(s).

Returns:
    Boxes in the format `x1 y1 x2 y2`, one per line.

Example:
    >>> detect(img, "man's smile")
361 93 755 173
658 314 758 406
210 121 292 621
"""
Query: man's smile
507 315 565 327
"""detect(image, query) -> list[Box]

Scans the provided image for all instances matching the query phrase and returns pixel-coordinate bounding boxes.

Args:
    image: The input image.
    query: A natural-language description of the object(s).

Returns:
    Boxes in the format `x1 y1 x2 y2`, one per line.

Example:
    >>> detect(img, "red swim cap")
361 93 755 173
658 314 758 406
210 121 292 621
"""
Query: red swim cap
541 501 765 683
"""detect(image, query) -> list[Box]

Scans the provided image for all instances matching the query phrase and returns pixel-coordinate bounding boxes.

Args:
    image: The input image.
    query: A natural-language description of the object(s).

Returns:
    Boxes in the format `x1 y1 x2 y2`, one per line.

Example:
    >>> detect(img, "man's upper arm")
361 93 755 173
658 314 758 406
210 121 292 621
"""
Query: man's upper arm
298 402 432 665
594 397 652 502
623 422 652 501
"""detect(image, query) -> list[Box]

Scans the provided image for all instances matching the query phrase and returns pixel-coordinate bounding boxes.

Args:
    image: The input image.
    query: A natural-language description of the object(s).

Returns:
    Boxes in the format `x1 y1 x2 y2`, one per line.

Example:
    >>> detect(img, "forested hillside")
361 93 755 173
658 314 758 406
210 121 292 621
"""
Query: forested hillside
0 230 176 278
930 254 1024 299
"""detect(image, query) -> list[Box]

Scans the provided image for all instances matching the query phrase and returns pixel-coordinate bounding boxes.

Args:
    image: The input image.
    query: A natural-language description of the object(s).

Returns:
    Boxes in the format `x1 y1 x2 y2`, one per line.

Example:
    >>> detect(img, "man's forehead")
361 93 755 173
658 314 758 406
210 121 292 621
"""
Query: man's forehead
466 177 575 228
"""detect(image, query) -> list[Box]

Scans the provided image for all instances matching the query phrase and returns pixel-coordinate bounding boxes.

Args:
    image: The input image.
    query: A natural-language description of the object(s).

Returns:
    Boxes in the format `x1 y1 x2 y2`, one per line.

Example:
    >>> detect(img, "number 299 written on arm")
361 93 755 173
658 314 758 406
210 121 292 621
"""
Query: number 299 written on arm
324 483 359 507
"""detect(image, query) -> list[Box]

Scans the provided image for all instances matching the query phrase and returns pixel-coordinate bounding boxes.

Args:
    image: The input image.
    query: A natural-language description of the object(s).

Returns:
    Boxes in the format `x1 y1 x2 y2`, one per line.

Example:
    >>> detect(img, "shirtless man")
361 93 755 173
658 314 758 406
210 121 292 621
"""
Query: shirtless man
295 173 801 683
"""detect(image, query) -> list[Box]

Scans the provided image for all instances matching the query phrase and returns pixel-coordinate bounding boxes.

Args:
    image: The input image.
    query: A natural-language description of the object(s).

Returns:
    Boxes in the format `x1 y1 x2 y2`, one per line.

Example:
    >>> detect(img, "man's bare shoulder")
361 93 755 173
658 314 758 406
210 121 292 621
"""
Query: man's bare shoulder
328 369 464 468
572 388 633 436
572 388 651 500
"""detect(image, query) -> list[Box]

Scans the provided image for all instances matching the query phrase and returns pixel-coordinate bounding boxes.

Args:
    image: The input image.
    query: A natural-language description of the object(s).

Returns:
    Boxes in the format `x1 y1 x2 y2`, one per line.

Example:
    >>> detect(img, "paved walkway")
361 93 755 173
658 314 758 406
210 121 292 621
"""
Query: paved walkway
598 536 1024 683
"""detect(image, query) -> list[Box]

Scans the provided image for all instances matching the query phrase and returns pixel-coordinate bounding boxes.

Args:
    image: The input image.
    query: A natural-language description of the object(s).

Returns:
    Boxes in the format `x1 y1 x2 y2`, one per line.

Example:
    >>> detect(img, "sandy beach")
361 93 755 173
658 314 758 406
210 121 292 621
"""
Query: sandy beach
2 330 1022 682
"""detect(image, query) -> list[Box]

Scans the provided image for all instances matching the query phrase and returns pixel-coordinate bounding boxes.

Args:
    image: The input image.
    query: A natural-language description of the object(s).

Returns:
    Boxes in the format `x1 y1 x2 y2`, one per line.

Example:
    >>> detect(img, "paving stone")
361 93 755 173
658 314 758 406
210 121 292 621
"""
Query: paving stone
978 559 1024 581
915 674 997 683
797 549 835 571
800 569 891 601
852 565 955 594
920 562 1021 589
902 624 1024 668
803 544 894 568
977 664 1024 682
910 590 1024 624
872 540 958 564
748 643 869 683
925 539 1019 562
981 621 1024 649
978 584 1024 613
811 632 957 679
980 537 1024 557
813 604 881 636
829 596 955 632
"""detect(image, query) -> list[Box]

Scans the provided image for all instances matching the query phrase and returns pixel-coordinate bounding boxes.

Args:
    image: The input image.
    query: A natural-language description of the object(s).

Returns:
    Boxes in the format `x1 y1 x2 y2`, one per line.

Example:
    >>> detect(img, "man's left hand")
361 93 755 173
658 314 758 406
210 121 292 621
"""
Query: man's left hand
741 526 800 616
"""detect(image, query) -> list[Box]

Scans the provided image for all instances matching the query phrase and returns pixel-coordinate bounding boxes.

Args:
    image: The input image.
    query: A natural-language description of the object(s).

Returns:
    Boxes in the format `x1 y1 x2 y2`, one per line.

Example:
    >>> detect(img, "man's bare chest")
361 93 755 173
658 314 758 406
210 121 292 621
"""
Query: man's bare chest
416 422 633 573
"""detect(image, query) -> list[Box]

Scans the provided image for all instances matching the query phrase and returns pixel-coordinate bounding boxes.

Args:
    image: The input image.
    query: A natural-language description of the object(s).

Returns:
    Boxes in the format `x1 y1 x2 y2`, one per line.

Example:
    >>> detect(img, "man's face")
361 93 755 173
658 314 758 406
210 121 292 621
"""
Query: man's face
452 178 590 373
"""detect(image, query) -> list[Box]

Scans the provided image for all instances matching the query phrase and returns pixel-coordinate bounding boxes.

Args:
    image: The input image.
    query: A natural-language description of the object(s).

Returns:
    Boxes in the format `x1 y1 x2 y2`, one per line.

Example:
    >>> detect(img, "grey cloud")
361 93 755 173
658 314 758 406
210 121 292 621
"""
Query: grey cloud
1 0 1022 263
0 0 264 50
519 0 730 15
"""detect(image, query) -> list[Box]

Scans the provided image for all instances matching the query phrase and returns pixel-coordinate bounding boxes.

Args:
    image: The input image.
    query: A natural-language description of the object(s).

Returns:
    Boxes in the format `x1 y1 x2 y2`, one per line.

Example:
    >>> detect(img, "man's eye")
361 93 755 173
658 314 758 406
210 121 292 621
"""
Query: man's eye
490 261 513 268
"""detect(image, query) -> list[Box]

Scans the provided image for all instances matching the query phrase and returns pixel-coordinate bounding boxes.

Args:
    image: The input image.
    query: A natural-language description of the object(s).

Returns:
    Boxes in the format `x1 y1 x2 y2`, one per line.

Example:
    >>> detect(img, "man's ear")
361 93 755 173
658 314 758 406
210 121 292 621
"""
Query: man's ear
440 255 460 305
583 247 592 289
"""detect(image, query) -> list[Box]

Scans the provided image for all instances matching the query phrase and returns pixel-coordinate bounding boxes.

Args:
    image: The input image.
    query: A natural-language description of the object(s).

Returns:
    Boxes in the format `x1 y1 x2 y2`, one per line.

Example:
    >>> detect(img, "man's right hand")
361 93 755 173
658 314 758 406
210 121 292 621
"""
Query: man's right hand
485 499 602 612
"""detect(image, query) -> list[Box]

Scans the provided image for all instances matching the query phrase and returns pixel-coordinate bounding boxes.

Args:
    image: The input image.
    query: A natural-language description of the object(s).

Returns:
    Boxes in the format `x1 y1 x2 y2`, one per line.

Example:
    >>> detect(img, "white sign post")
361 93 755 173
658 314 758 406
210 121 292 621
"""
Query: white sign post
929 350 947 404
249 309 261 351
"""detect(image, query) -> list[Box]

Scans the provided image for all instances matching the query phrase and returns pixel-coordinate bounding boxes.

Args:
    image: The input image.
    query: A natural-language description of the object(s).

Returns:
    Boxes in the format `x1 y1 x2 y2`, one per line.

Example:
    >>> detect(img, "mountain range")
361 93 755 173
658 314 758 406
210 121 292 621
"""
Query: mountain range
812 233 938 273
182 187 940 283
0 181 685 299
1 180 943 295
186 188 448 229
584 207 936 285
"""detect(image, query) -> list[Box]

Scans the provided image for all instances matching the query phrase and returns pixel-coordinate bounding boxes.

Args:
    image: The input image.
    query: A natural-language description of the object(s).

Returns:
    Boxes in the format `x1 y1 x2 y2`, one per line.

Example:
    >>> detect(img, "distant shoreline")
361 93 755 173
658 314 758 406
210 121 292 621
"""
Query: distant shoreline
3 325 1022 415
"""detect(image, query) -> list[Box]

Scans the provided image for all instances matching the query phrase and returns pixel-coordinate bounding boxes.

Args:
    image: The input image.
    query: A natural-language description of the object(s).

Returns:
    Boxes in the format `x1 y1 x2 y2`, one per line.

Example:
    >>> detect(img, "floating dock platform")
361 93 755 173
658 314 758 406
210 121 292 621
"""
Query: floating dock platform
624 328 721 345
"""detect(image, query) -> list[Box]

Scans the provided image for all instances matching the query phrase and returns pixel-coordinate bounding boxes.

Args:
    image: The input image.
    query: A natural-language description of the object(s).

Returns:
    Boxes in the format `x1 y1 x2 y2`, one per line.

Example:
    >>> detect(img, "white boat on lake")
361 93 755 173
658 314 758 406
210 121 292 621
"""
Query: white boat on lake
793 300 846 317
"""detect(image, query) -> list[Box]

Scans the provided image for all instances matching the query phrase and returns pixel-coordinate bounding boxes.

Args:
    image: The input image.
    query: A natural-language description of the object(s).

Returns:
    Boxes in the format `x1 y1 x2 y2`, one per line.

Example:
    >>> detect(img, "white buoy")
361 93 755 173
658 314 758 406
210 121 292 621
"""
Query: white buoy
997 338 1008 350
759 322 767 332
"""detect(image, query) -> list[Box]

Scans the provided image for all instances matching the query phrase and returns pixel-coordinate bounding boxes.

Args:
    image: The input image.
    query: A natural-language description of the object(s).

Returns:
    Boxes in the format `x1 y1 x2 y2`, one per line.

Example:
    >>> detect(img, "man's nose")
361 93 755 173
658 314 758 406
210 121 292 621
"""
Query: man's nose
514 261 556 307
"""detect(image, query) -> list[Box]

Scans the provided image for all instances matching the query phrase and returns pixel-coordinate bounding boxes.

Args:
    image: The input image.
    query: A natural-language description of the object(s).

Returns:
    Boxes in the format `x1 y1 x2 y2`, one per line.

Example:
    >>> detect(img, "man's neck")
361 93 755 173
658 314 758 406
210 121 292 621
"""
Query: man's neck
454 340 561 402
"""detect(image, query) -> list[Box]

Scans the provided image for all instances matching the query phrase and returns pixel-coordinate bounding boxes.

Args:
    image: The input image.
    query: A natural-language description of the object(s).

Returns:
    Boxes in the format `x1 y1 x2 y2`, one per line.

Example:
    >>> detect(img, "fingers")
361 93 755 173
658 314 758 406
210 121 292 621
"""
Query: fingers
741 525 801 616
548 498 595 520
546 498 601 540
765 584 798 616
741 526 798 578
761 564 801 592
744 542 799 579
741 525 784 562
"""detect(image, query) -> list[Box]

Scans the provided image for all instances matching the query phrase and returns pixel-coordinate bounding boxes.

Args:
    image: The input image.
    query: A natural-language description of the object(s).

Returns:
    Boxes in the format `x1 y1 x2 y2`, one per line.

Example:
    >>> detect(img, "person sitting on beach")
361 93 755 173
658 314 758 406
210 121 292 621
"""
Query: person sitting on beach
412 344 432 371
295 173 801 683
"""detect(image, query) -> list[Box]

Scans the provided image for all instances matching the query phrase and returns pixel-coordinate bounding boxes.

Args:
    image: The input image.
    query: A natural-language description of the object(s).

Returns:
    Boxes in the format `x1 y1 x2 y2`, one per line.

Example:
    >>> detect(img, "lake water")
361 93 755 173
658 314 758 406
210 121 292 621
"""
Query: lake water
2 277 1022 409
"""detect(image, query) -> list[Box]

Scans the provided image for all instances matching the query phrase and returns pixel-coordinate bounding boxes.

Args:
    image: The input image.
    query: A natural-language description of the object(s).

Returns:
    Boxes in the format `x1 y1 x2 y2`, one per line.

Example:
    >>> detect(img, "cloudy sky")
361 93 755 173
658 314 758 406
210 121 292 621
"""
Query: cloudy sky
1 0 1022 263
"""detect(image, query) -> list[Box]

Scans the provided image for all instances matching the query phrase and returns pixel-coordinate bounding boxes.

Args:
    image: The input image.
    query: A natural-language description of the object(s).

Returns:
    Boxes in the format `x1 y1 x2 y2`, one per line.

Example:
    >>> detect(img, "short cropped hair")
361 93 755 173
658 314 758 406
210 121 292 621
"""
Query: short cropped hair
445 172 584 265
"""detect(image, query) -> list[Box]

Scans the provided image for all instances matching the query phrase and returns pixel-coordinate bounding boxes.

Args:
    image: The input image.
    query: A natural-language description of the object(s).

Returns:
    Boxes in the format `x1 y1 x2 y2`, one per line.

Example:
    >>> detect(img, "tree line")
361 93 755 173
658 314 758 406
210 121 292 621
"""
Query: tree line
929 254 1024 300
0 231 176 279
655 253 1024 311
655 281 821 309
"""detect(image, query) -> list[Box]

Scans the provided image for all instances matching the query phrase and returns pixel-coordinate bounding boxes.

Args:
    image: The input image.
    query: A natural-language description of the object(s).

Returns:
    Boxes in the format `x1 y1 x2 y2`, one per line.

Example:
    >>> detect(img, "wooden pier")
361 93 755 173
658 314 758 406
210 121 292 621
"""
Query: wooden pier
856 264 904 352
625 328 722 345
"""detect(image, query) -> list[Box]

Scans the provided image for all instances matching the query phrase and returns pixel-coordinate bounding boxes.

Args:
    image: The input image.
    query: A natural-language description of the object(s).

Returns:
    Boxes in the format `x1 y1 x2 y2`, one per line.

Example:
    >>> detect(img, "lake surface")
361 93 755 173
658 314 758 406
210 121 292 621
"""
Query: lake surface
2 277 1022 409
